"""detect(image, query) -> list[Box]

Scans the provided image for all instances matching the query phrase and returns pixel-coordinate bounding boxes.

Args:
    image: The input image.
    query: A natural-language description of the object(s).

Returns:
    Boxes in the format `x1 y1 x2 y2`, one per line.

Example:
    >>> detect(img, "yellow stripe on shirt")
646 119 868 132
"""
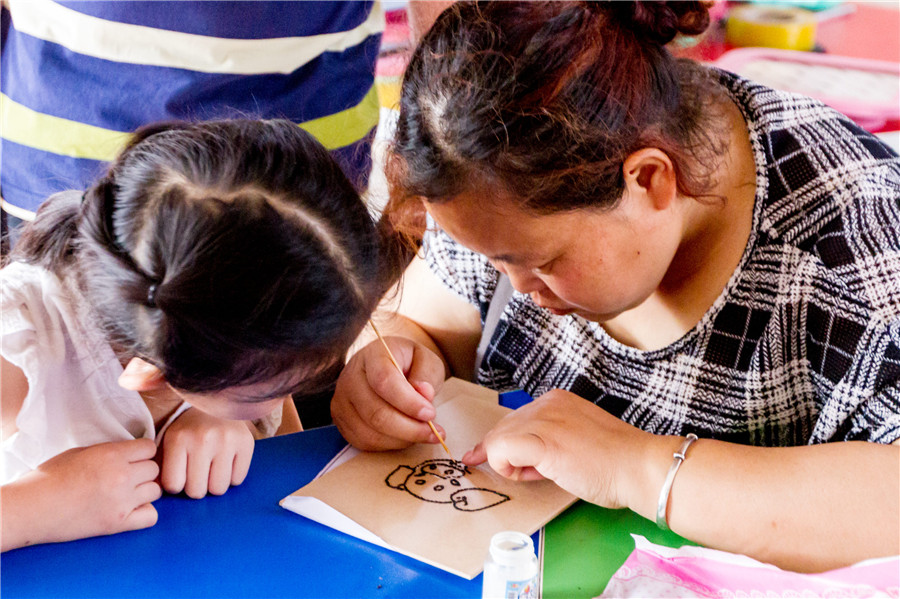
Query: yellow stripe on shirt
1 84 379 161
1 94 131 161
297 85 380 150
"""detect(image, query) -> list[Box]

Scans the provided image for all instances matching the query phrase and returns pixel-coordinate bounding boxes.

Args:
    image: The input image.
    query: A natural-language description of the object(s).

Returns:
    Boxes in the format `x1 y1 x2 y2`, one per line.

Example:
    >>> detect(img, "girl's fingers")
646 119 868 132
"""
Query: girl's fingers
123 438 159 461
130 458 161 487
206 453 234 496
124 503 159 531
183 451 213 499
231 447 252 487
159 446 187 495
135 480 163 505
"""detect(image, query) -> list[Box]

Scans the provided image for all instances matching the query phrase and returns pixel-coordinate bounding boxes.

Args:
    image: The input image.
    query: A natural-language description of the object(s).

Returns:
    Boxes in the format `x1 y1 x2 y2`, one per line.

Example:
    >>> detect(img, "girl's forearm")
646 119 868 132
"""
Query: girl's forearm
1 476 56 552
628 437 900 572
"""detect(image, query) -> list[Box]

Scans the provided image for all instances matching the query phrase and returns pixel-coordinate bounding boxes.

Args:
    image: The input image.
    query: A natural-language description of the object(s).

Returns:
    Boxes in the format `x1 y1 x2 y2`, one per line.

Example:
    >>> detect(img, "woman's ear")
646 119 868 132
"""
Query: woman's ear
118 357 167 392
622 148 678 211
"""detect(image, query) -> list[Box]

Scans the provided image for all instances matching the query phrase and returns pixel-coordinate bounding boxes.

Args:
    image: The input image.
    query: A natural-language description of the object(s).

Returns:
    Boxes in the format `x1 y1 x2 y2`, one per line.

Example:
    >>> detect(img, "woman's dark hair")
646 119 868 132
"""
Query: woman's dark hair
386 0 726 235
13 119 391 395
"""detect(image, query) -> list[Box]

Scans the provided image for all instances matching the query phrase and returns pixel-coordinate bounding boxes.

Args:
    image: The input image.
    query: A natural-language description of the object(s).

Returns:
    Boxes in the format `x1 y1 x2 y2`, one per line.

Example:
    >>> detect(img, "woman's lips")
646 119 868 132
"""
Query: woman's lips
534 299 575 316
531 291 576 316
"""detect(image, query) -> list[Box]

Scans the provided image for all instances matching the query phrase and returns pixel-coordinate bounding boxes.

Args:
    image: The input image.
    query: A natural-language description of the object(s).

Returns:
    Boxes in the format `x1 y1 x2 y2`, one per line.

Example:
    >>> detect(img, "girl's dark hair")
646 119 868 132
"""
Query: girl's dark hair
13 119 390 395
386 0 726 234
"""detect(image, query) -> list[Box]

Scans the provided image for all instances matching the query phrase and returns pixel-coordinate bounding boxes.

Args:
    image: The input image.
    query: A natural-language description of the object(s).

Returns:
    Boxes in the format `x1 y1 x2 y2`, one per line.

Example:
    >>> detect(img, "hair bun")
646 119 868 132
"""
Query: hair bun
605 1 712 46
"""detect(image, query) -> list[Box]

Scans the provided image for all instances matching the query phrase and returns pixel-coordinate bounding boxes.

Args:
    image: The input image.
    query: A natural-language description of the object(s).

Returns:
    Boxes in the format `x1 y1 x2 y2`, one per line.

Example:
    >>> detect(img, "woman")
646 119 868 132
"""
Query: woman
332 1 900 572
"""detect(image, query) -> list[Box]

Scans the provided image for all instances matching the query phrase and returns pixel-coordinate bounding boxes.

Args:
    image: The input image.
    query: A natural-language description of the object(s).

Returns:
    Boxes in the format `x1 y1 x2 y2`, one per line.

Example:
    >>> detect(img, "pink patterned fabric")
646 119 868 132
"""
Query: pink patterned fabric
600 535 900 598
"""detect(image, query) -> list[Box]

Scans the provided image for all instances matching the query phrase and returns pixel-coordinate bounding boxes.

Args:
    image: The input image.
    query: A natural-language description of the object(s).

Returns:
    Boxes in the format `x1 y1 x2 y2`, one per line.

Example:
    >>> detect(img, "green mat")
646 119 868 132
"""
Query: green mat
540 502 694 598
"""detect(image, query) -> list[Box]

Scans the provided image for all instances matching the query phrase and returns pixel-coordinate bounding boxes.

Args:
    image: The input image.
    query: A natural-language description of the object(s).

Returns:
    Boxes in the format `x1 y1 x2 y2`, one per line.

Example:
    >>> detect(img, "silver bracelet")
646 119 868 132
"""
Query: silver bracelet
655 433 699 531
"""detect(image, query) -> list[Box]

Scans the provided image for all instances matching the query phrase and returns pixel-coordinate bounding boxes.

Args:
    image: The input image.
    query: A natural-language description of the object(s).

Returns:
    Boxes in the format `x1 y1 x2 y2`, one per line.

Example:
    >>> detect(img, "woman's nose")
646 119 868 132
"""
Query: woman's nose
496 263 544 295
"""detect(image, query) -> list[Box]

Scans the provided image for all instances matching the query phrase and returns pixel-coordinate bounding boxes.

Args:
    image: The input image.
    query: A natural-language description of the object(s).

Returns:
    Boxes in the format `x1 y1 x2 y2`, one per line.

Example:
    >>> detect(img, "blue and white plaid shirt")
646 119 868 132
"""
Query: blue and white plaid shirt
423 70 900 446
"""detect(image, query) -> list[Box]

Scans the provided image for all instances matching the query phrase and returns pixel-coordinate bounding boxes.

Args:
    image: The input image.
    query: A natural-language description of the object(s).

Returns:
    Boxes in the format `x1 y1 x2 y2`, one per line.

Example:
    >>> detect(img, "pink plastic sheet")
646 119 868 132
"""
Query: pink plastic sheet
600 535 899 598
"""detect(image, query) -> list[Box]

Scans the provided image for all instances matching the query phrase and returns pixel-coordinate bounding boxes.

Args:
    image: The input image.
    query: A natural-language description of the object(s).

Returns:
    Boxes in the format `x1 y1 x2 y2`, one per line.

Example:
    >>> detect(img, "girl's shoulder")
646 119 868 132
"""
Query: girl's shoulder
0 261 65 312
0 260 85 359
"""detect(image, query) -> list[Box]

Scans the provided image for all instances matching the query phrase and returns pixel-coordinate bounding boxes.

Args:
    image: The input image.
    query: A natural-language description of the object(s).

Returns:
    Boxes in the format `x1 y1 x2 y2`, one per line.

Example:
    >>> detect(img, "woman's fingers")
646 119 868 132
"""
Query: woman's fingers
332 339 450 450
483 431 550 480
462 443 487 466
335 393 428 451
366 353 437 422
406 345 445 402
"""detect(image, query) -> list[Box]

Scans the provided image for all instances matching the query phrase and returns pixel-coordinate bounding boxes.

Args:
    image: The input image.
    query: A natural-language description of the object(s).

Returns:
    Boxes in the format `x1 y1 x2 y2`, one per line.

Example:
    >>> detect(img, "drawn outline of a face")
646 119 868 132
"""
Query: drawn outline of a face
385 459 510 512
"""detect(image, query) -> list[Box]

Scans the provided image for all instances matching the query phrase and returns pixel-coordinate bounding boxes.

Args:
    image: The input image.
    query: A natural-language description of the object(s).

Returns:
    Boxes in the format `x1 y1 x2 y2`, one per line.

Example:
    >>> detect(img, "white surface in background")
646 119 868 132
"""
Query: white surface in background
876 130 900 153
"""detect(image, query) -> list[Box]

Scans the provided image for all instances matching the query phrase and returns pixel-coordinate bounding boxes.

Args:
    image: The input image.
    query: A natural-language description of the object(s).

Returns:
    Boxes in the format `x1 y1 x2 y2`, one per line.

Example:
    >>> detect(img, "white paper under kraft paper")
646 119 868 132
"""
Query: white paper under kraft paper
280 378 576 579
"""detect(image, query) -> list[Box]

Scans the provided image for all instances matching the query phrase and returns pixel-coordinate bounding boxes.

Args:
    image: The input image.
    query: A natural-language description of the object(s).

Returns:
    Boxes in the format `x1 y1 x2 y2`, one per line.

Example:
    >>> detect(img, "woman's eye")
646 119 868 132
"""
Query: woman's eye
532 260 553 275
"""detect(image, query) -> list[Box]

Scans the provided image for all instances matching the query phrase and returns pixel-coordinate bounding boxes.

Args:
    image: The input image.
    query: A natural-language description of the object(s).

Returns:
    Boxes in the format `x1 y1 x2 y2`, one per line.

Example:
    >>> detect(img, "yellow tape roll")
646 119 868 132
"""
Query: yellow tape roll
726 5 818 51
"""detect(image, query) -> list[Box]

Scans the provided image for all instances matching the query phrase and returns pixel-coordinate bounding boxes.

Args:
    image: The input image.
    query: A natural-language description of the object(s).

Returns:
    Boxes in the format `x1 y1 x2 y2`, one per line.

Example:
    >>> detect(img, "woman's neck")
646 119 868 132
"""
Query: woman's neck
602 97 757 351
665 95 757 295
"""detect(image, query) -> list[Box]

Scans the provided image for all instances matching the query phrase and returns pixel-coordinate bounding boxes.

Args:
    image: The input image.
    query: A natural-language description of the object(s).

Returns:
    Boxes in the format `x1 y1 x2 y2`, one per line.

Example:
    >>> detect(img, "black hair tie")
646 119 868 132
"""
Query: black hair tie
146 284 159 307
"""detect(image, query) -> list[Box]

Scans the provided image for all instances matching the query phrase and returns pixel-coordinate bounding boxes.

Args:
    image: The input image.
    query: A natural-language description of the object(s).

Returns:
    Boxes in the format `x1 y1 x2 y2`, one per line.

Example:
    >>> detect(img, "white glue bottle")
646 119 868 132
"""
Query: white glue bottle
482 531 539 599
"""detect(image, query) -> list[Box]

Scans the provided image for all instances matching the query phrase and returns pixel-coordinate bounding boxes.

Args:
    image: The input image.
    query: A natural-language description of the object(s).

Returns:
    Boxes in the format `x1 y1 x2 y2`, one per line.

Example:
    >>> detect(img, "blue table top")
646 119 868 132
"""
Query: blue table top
2 391 537 598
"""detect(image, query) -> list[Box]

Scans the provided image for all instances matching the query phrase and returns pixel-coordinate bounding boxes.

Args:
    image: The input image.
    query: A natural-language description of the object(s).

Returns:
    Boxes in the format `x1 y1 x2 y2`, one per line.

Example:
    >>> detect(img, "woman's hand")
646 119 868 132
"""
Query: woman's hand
462 389 659 510
1 439 161 552
331 336 446 451
157 408 255 498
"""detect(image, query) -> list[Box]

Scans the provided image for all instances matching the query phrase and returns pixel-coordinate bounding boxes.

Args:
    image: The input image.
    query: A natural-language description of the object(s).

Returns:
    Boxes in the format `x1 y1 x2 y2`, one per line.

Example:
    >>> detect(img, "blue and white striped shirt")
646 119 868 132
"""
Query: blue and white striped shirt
1 0 384 218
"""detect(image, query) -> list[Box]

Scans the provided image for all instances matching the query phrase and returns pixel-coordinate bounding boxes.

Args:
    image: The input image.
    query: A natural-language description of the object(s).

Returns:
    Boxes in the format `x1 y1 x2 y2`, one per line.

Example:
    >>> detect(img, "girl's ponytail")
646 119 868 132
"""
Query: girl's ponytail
11 190 83 271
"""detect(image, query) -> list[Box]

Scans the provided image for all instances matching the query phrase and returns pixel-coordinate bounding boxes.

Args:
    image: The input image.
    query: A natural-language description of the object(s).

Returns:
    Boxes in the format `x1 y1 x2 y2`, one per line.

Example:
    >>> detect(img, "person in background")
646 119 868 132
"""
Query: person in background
332 0 900 573
407 1 455 42
1 119 393 552
0 0 383 246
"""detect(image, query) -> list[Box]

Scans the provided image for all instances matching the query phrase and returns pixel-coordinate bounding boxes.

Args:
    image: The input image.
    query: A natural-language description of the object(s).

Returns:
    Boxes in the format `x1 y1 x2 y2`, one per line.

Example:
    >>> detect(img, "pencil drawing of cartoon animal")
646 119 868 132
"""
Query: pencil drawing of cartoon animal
385 459 510 511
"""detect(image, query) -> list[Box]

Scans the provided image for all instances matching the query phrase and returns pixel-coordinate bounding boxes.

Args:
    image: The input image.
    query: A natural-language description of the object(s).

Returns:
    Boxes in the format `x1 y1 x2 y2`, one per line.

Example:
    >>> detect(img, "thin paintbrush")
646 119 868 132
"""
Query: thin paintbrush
368 320 454 459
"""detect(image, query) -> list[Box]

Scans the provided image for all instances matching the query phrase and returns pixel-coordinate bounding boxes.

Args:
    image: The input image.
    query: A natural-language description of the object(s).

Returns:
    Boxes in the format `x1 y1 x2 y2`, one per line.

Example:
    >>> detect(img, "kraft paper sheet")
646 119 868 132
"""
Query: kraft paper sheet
280 378 576 579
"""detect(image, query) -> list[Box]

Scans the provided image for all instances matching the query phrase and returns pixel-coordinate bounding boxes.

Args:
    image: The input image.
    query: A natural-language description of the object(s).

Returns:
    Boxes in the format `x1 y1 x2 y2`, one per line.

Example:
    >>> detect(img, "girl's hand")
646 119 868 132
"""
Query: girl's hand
2 439 161 551
462 389 656 510
331 336 446 451
157 408 254 498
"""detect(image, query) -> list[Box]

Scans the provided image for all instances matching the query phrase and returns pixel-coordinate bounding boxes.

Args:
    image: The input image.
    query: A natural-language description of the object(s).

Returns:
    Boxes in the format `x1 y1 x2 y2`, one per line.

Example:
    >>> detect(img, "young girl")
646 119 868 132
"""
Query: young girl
332 1 900 573
1 119 390 551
